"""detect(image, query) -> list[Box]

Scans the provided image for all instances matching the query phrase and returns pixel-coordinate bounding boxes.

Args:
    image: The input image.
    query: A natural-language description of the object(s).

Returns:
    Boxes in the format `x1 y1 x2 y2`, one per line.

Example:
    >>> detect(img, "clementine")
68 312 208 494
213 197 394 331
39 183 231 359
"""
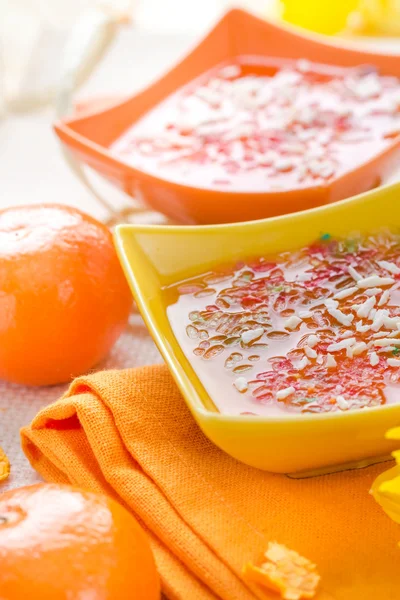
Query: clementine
0 204 132 385
0 483 160 600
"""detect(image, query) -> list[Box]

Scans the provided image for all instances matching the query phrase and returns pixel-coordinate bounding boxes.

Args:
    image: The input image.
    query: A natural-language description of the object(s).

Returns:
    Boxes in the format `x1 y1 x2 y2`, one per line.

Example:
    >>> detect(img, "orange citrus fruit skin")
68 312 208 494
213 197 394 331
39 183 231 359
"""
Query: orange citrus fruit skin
0 205 132 386
0 483 160 600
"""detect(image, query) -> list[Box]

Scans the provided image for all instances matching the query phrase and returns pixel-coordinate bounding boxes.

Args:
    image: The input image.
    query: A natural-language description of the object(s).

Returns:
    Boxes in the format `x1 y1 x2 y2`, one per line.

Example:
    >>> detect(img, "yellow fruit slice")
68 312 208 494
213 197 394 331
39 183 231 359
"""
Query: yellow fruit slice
280 0 358 35
243 542 320 600
348 0 400 36
0 446 10 482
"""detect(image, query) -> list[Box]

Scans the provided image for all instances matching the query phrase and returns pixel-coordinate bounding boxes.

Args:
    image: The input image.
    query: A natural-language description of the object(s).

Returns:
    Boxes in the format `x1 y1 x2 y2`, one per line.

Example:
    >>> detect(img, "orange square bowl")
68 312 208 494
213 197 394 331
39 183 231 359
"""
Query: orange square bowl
55 9 400 224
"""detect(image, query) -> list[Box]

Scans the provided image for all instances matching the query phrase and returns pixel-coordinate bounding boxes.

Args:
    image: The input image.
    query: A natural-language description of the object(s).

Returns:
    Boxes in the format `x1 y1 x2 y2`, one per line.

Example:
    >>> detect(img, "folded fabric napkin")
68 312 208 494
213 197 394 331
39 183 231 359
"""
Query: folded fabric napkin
21 365 400 600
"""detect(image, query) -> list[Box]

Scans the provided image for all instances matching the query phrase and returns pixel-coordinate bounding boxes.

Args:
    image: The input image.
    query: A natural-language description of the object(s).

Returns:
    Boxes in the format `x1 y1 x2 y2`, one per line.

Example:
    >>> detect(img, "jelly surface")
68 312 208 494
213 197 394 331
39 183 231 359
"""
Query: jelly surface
167 231 400 416
111 58 400 192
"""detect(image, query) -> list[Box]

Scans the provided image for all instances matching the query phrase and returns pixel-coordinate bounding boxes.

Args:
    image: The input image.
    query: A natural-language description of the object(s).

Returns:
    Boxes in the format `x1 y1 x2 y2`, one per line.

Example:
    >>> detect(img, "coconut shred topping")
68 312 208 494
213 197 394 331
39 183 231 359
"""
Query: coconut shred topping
167 231 400 416
111 59 400 192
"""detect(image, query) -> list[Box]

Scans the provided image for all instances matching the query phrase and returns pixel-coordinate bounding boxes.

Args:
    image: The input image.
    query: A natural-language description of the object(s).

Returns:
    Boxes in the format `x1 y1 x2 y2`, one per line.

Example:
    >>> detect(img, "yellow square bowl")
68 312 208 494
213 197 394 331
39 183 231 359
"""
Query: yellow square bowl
115 183 400 474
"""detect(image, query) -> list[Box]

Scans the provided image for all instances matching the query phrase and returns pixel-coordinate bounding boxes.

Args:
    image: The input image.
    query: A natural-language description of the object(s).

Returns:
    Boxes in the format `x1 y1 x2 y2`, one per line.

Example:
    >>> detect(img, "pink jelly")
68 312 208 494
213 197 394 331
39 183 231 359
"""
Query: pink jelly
112 58 400 193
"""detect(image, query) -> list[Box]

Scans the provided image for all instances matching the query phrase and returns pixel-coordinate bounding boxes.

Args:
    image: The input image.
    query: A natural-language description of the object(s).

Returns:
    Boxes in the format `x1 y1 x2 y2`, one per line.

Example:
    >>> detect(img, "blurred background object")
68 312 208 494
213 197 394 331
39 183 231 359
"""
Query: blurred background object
279 0 400 36
0 0 135 113
2 0 398 118
279 0 359 35
350 0 400 36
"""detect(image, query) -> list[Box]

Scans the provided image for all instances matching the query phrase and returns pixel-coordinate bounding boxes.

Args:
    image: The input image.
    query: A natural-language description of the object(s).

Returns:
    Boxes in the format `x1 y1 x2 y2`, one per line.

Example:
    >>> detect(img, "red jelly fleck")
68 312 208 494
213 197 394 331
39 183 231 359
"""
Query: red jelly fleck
241 295 263 308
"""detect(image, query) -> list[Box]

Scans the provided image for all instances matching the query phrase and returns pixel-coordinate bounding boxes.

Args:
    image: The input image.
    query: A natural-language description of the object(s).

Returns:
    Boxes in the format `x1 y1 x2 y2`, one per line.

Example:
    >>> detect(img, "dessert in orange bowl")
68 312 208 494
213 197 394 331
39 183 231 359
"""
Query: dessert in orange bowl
0 483 160 600
55 9 400 225
0 204 132 386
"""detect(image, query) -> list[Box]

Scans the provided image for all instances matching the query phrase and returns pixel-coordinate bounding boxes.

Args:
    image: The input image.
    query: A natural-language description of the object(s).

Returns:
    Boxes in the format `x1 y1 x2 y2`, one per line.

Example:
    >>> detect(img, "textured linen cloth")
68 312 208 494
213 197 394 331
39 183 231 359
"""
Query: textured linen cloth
21 364 400 600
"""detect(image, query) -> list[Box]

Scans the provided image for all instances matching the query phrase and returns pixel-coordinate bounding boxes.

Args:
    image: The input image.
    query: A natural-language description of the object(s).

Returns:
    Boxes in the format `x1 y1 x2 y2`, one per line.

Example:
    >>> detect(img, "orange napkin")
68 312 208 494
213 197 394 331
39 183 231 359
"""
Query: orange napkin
21 365 400 600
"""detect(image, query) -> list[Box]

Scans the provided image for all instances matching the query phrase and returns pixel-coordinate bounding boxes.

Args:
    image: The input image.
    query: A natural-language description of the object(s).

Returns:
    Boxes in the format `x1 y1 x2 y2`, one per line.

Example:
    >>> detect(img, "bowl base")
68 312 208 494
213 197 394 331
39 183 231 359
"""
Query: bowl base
287 454 393 479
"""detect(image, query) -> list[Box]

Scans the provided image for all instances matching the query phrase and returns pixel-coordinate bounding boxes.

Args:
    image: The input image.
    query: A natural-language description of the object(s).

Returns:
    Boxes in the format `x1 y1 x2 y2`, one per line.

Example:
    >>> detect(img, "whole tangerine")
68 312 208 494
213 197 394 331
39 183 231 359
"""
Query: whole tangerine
0 483 160 600
0 204 132 385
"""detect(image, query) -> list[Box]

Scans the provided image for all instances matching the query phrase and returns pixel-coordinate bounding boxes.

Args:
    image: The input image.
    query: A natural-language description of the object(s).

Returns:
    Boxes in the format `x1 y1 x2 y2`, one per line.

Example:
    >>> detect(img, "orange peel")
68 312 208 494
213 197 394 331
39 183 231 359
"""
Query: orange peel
243 542 320 600
0 446 10 483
